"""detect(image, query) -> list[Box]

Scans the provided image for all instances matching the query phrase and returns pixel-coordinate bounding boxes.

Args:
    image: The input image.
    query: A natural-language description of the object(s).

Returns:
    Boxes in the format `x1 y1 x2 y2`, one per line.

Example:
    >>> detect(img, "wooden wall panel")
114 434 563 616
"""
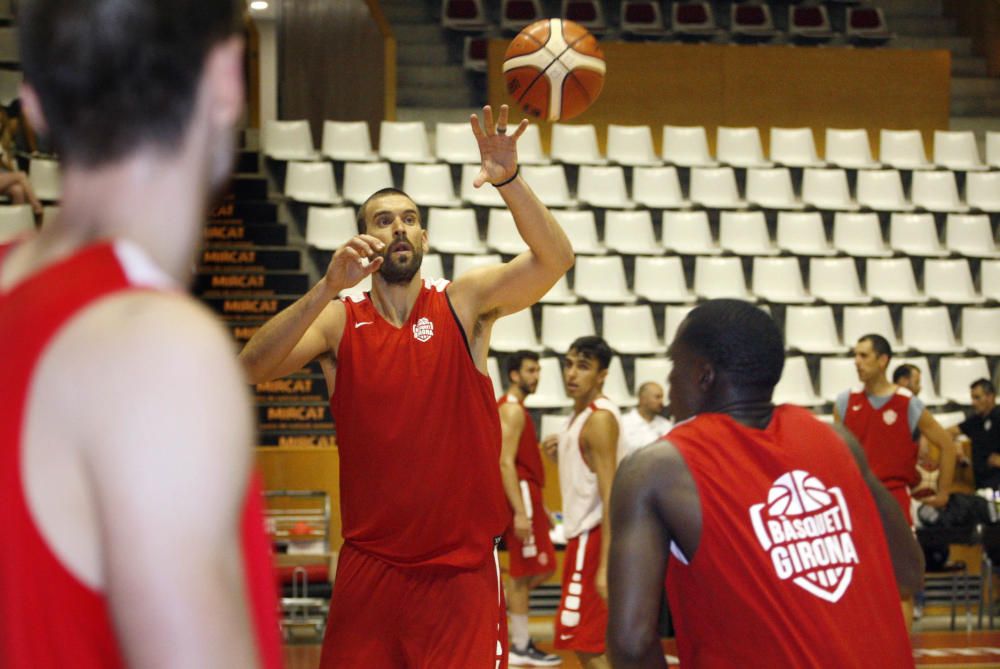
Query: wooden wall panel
280 0 394 145
488 41 951 154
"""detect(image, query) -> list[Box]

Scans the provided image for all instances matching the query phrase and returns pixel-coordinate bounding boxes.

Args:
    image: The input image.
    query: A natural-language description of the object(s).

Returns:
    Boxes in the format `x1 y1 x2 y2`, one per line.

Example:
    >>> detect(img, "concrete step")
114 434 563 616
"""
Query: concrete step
382 3 432 24
879 0 943 17
398 64 467 88
952 76 1000 97
888 16 956 37
394 23 448 45
892 35 973 56
952 56 989 77
398 43 451 67
398 85 483 108
951 96 1000 117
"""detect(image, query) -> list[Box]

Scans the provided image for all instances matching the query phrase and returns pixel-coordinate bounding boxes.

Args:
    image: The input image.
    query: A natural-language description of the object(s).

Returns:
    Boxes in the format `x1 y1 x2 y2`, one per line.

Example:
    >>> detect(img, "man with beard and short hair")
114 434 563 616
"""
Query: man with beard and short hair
948 379 1000 491
498 350 559 667
0 1 280 667
240 104 574 669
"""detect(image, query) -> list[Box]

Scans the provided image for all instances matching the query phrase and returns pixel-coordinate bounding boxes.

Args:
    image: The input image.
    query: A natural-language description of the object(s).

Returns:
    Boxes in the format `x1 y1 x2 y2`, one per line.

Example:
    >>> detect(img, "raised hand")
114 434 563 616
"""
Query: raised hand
325 234 384 293
470 104 529 188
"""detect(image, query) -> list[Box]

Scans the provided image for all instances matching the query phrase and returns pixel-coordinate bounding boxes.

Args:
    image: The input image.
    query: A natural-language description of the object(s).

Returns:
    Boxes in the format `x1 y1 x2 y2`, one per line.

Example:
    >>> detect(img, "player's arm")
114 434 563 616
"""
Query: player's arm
541 433 559 463
831 424 924 597
448 105 574 320
917 409 958 508
608 442 693 669
85 296 264 668
499 402 531 540
239 235 383 382
581 410 619 600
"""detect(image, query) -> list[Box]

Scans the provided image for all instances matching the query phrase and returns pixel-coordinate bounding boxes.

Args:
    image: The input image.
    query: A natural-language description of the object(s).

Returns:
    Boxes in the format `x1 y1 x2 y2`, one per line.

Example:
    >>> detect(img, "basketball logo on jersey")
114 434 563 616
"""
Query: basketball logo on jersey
412 317 434 343
749 470 860 603
883 409 898 426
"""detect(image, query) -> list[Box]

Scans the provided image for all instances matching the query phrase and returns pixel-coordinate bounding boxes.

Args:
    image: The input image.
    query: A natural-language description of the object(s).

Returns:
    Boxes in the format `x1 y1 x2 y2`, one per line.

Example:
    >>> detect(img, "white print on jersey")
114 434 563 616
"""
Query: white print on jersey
412 317 434 342
883 409 898 426
749 470 860 603
355 321 374 329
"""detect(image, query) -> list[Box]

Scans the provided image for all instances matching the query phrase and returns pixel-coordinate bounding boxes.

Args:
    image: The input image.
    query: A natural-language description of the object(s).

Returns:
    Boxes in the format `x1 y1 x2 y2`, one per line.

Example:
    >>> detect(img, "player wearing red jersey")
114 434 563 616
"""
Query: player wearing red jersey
0 2 281 668
608 300 923 669
498 350 559 667
240 104 574 669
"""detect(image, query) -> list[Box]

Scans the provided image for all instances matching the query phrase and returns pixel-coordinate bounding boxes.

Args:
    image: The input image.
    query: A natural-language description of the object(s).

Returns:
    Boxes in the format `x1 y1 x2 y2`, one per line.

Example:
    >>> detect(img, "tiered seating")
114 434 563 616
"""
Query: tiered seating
303 117 1000 414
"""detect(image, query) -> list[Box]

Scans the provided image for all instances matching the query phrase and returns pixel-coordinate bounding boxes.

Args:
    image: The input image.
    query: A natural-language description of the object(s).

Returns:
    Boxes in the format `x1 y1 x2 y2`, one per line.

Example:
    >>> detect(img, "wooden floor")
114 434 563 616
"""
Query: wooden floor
283 628 1000 668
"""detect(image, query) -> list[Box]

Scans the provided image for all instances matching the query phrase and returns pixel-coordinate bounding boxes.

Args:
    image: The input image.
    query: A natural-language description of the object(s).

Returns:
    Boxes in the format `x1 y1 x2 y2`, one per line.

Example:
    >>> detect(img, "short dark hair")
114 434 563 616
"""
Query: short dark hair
858 334 892 361
505 350 540 382
568 336 612 371
892 363 919 384
675 299 784 391
971 378 996 395
19 0 242 167
356 188 419 234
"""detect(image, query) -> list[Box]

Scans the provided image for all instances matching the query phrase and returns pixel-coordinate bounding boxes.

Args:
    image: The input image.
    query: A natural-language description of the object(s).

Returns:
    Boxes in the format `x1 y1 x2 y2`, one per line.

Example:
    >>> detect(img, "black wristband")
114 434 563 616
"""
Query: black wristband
493 167 519 188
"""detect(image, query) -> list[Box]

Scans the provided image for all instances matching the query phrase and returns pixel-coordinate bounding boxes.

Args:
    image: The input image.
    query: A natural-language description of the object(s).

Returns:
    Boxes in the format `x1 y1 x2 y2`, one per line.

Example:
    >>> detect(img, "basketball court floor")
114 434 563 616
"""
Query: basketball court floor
280 619 1000 668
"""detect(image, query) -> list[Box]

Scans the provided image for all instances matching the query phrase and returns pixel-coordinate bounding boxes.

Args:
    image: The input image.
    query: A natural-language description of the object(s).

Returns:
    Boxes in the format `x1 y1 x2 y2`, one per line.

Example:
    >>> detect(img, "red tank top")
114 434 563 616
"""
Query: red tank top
330 279 510 568
665 406 912 668
843 389 917 491
498 394 544 487
0 241 282 669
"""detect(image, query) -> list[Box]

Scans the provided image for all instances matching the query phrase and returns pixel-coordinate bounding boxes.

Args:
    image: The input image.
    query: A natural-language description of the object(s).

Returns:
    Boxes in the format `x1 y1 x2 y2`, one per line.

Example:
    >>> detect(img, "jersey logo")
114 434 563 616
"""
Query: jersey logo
412 317 434 342
851 404 862 412
355 321 374 329
749 470 860 603
883 409 898 426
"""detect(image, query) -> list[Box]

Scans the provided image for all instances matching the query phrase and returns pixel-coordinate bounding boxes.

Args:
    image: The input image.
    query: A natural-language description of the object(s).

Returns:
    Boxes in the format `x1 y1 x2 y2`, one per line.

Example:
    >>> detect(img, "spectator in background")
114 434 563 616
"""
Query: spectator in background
948 379 1000 491
0 99 43 217
620 381 672 458
892 363 921 397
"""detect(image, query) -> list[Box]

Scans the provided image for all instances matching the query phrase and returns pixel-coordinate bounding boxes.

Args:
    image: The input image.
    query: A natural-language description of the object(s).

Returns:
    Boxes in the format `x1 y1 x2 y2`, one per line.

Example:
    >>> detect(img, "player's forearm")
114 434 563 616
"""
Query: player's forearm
935 437 958 493
500 177 574 272
500 459 528 517
239 280 333 383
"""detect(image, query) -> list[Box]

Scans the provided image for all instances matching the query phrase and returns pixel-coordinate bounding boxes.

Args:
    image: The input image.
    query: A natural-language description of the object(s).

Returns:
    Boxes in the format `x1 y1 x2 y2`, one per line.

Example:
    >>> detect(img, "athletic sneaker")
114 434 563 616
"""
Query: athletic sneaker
508 640 562 666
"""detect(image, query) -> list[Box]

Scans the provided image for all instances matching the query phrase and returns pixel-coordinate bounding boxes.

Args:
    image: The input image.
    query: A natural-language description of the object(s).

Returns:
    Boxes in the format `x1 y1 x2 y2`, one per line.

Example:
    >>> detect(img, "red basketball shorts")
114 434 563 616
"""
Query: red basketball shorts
503 479 557 579
554 524 607 654
320 543 508 669
887 482 913 526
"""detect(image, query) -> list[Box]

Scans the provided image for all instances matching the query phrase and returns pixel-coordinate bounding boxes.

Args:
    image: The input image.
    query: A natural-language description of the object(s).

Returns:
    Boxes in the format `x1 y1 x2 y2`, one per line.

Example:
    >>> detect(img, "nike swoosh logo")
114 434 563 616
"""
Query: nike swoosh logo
355 321 374 329
559 634 573 640
851 405 862 411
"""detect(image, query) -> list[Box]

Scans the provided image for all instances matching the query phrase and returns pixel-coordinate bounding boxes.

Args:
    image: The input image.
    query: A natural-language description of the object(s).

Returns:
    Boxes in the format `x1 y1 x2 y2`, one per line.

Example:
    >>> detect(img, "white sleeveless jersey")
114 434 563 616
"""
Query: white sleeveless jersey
557 396 627 539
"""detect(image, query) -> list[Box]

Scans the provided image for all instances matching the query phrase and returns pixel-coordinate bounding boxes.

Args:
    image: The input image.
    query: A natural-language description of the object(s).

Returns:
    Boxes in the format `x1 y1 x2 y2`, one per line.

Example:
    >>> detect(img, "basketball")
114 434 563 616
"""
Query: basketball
502 18 606 121
767 470 833 516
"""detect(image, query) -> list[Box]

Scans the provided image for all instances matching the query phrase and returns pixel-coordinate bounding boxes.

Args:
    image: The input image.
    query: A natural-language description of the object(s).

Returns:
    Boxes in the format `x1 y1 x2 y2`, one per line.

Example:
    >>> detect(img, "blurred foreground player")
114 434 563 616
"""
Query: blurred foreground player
0 2 281 668
608 300 922 669
498 351 560 667
543 336 625 669
240 105 574 668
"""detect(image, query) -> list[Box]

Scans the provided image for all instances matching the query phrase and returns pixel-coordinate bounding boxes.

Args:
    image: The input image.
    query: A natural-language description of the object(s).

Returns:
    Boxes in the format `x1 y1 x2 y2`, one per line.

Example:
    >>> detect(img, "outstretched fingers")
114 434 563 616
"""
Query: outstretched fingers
483 104 495 135
511 117 529 141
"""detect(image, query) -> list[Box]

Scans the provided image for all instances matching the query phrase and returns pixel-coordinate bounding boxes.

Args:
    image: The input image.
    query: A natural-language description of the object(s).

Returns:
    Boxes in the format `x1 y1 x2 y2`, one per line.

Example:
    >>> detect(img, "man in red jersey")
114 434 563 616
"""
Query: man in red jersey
239 104 574 669
543 336 625 669
0 2 281 668
834 334 957 519
608 300 923 669
498 350 560 667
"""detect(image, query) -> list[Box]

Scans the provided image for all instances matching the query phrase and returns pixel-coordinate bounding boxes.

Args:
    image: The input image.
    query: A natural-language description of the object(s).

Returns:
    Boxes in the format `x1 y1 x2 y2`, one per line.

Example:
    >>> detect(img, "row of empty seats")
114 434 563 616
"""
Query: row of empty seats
265 119 1000 171
306 204 1000 260
484 350 996 409
445 0 891 47
286 159 1000 213
325 238 1000 307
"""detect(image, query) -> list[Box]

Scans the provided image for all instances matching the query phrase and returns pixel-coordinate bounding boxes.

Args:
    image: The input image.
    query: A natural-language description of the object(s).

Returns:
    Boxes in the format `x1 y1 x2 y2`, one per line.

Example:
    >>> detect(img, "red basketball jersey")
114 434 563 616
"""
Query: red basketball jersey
498 394 545 487
665 405 912 668
330 279 510 568
0 241 282 669
843 389 918 493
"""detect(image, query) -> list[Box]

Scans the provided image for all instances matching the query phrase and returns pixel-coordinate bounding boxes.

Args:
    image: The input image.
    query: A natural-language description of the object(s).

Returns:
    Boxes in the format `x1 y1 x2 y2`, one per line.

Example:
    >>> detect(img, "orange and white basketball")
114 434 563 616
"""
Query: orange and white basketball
502 19 606 121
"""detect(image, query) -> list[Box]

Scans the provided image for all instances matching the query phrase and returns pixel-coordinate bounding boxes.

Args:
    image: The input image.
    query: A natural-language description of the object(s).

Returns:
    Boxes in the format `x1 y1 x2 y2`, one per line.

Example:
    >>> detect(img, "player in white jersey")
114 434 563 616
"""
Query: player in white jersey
541 336 624 669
